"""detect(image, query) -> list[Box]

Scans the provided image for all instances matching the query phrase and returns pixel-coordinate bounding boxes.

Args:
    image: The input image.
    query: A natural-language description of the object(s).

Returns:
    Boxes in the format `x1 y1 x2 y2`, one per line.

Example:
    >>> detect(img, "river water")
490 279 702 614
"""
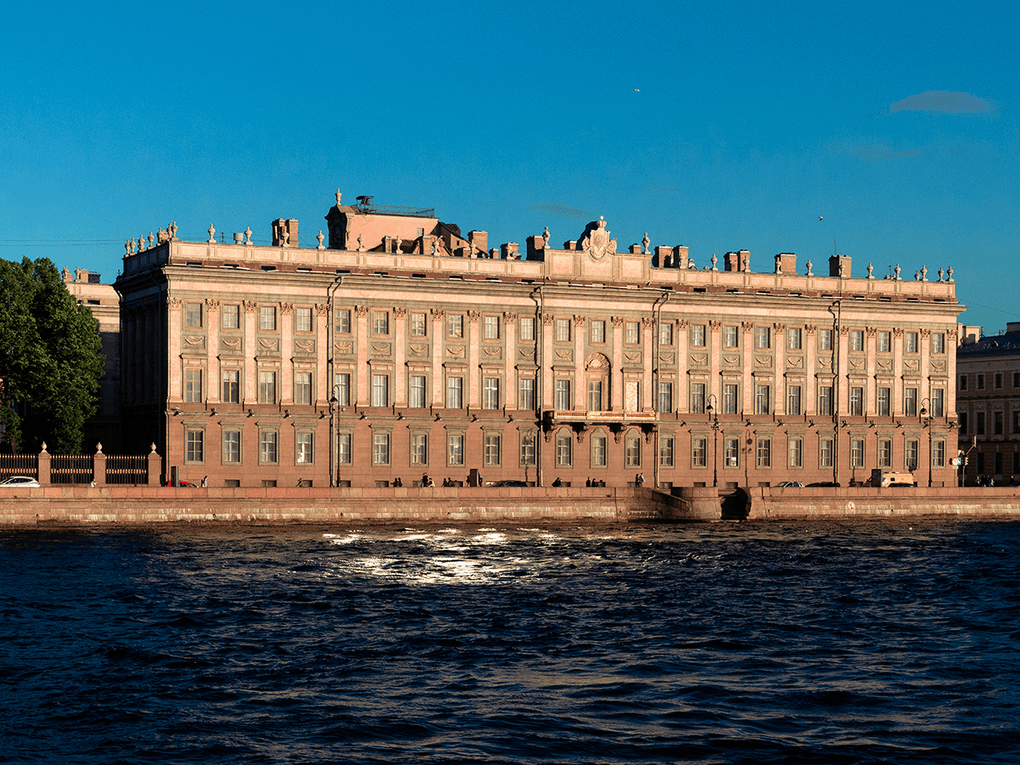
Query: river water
2 518 1018 764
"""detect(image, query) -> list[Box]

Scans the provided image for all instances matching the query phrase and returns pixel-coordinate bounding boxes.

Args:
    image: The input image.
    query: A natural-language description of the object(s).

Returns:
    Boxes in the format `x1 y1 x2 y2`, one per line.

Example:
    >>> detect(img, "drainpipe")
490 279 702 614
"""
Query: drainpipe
326 273 344 487
531 284 544 487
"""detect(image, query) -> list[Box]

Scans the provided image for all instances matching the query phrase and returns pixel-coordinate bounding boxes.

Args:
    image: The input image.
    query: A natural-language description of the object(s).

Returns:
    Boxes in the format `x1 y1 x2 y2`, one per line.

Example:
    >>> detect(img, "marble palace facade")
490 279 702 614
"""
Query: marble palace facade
113 190 963 489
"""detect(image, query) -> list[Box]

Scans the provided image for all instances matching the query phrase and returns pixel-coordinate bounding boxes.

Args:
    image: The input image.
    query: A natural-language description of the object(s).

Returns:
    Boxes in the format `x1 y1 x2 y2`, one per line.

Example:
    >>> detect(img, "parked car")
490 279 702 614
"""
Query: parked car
491 479 529 487
175 480 198 488
776 481 804 488
808 481 841 487
0 476 41 488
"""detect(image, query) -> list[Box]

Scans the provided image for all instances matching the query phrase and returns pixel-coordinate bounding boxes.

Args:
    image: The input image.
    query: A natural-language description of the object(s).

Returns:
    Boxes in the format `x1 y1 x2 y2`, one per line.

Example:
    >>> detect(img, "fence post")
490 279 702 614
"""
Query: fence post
94 443 107 487
38 443 51 486
147 443 162 487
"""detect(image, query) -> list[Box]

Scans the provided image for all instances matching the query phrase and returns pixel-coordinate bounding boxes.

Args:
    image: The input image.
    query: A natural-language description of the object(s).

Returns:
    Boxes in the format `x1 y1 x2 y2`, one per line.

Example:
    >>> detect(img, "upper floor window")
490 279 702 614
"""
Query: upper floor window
259 306 276 331
724 325 739 348
787 328 802 350
756 327 770 349
905 331 919 353
878 331 891 353
336 308 352 334
483 315 500 340
590 320 606 344
295 307 313 333
185 303 202 328
659 322 673 346
448 314 464 339
222 304 240 330
555 318 571 342
850 330 864 352
519 317 535 342
625 322 640 345
410 312 427 337
691 324 706 347
372 311 389 336
932 332 945 354
819 328 833 351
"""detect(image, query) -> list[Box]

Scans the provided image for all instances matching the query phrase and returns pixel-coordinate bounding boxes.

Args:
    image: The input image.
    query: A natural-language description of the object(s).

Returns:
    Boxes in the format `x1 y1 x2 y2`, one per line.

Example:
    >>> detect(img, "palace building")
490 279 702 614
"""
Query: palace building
114 190 963 488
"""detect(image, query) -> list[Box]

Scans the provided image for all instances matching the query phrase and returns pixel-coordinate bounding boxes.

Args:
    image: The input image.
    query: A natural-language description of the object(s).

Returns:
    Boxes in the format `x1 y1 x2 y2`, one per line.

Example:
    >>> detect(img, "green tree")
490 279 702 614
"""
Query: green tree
0 257 104 454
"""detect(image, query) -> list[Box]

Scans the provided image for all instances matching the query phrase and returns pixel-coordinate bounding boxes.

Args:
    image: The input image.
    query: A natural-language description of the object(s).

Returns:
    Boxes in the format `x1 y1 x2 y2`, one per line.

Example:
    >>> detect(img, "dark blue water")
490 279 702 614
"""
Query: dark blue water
2 519 1019 764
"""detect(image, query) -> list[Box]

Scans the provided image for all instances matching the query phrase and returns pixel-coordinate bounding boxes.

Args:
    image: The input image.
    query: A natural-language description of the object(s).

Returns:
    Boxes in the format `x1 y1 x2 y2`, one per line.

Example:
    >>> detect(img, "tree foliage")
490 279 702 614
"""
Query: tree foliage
0 257 104 454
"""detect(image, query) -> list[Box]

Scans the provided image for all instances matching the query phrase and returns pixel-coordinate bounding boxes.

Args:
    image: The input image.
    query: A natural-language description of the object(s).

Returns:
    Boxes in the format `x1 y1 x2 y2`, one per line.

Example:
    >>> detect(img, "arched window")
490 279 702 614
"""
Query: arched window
555 429 573 468
585 353 611 412
590 429 607 468
625 430 642 468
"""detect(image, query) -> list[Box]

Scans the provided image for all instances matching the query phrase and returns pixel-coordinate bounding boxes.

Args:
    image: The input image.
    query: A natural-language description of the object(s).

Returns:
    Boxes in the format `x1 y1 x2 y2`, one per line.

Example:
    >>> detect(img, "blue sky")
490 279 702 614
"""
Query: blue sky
2 1 1016 330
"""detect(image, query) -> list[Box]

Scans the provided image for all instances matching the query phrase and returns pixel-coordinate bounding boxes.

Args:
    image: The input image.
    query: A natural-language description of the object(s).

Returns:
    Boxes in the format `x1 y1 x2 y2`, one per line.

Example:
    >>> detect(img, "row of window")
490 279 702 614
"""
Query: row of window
958 409 1020 436
959 371 1020 392
184 302 949 357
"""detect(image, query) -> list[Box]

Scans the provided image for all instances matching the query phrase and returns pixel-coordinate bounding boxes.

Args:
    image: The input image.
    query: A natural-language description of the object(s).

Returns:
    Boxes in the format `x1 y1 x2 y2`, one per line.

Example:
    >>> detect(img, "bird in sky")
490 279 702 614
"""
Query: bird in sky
633 88 640 92
818 216 824 221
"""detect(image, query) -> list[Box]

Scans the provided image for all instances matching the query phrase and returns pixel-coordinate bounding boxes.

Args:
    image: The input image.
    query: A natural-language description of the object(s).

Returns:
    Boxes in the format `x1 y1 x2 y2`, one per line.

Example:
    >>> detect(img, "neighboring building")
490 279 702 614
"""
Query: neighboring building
113 190 963 489
63 267 122 452
956 323 1020 485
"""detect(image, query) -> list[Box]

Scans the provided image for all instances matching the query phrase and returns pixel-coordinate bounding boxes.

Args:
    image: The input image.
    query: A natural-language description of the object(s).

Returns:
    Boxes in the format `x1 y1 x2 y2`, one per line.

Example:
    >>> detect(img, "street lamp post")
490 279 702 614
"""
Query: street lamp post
920 397 933 488
707 394 720 488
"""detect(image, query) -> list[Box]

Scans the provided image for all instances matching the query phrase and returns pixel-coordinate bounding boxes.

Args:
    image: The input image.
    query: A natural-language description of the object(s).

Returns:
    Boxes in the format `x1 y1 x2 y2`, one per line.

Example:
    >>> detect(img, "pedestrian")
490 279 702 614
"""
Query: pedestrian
635 472 644 487
552 476 562 487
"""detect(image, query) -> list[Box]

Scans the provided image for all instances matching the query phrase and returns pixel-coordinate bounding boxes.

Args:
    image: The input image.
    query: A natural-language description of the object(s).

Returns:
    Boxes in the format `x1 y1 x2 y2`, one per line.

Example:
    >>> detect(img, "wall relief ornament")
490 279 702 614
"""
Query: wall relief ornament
335 341 354 356
581 217 617 261
689 353 708 366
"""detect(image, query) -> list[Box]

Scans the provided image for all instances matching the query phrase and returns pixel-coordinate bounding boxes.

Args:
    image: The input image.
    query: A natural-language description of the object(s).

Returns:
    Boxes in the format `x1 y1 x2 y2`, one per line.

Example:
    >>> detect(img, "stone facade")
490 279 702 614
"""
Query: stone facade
114 190 963 489
956 323 1020 485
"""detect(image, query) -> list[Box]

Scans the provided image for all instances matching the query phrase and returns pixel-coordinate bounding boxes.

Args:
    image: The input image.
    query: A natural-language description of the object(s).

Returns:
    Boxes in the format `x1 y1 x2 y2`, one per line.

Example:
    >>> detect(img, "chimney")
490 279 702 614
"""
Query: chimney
829 255 851 278
724 250 751 272
774 253 797 275
468 230 487 255
272 218 299 247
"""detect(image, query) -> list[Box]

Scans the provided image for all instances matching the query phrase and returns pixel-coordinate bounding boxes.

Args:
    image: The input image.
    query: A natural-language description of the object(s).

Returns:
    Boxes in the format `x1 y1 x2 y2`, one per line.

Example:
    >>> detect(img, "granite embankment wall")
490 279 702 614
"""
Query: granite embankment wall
2 485 1019 528
0 486 716 527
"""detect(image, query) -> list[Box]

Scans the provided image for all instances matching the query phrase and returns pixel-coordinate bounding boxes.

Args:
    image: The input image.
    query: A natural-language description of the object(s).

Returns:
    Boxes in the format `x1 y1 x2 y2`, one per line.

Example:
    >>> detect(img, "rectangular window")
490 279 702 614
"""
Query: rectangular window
756 327 770 349
294 372 312 405
755 384 770 415
338 433 352 465
625 321 640 345
372 432 390 465
878 438 892 468
724 437 739 468
788 437 803 469
259 431 278 463
334 373 351 406
905 439 919 471
723 383 738 415
185 303 202 328
878 387 891 417
296 432 313 464
959 412 968 434
994 410 1004 435
724 325 739 348
977 374 985 390
483 315 500 340
448 314 464 338
447 377 463 409
483 378 500 410
756 437 771 468
850 386 864 416
905 332 918 353
818 385 833 416
259 371 276 404
787 385 802 416
933 440 946 468
260 306 276 331
588 380 603 411
591 434 607 467
659 322 673 345
904 387 918 417
932 332 945 354
692 436 708 468
410 312 427 337
411 434 428 466
851 438 865 468
1014 412 1020 434
222 304 240 330
448 434 465 466
185 429 204 462
336 308 352 334
484 434 501 466
850 330 864 351
959 374 968 390
556 431 572 467
519 317 535 341
590 320 606 344
409 375 426 408
658 382 673 413
819 437 833 468
625 433 642 468
995 373 1003 389
222 369 239 403
691 382 706 414
296 307 313 333
372 311 389 336
556 379 572 411
878 331 891 352
819 328 832 351
788 328 802 350
520 431 537 467
691 324 706 347
222 430 240 464
184 369 202 403
372 375 389 407
931 388 945 418
555 318 571 342
1014 372 1020 388
519 377 535 410
977 411 986 435
659 436 675 468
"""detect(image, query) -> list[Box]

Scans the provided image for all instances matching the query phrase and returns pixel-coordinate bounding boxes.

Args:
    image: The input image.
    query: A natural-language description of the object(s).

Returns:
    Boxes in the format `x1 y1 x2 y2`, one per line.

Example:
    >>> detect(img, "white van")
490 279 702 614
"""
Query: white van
868 470 916 488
